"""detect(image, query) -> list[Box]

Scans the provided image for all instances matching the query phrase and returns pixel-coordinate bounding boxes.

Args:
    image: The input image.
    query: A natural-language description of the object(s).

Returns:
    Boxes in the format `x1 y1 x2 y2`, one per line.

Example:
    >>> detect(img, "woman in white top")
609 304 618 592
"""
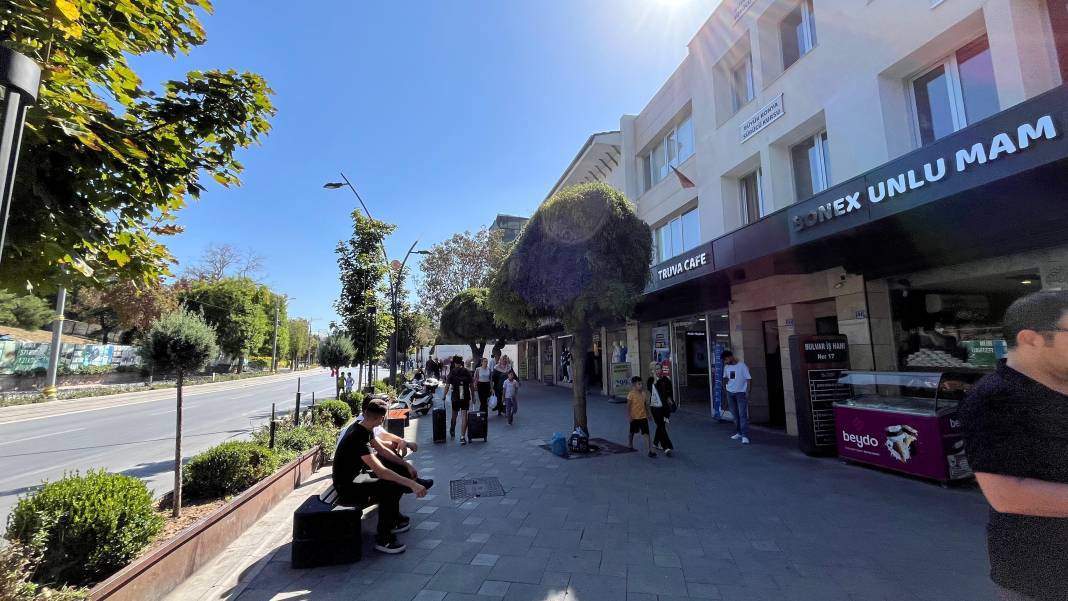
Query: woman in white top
475 357 493 414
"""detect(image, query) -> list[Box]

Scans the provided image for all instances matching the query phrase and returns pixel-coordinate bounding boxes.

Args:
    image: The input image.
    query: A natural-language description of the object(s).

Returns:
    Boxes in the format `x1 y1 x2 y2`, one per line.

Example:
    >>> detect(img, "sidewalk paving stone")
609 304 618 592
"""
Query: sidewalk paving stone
173 382 1000 601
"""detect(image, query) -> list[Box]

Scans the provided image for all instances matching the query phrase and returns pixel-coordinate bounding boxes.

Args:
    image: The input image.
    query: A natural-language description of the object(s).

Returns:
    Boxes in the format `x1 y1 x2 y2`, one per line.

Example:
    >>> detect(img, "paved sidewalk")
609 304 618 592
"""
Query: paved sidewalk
186 382 997 601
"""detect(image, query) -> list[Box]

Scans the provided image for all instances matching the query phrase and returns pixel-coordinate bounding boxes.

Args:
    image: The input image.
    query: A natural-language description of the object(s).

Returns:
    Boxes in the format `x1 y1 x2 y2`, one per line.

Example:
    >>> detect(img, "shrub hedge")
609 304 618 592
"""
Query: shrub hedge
252 421 339 463
0 542 88 600
182 442 279 500
313 400 352 428
5 470 163 587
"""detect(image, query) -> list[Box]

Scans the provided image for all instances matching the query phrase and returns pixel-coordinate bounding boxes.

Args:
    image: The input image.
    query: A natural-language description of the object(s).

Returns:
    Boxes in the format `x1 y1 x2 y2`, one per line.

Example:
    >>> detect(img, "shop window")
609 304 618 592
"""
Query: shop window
740 169 764 225
911 36 999 146
890 271 1040 370
642 114 695 192
790 130 831 201
655 207 701 262
731 54 755 113
780 0 817 71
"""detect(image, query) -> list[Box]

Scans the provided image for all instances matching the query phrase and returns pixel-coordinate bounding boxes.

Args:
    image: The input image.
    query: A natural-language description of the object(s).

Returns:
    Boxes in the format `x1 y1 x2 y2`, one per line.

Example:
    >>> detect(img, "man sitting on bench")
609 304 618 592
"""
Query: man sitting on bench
333 398 431 554
338 395 418 457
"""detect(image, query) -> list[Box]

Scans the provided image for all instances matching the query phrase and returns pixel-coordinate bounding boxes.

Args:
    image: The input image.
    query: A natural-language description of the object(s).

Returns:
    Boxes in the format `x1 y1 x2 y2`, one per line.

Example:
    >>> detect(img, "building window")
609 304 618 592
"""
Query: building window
655 207 700 262
642 114 695 191
791 130 831 201
780 0 817 71
912 36 999 146
731 55 755 113
740 169 764 224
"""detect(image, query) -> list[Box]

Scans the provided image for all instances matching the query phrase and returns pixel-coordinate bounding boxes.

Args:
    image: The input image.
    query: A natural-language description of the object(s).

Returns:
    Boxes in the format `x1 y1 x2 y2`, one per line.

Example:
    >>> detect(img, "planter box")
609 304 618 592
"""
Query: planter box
89 446 324 601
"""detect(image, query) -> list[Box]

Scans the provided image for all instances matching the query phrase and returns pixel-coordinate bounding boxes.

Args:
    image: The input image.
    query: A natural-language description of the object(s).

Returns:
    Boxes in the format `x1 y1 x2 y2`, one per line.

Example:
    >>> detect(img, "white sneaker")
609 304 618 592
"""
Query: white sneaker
730 433 742 440
741 437 750 445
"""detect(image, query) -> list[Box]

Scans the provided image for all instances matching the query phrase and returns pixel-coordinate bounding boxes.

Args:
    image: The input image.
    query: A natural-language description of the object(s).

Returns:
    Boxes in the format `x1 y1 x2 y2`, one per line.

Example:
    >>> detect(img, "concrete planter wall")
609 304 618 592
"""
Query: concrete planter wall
89 446 324 601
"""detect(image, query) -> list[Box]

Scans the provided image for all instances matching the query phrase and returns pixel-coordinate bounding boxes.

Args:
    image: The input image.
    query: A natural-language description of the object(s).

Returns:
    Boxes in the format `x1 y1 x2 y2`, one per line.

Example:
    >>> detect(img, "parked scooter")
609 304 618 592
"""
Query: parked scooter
399 375 440 416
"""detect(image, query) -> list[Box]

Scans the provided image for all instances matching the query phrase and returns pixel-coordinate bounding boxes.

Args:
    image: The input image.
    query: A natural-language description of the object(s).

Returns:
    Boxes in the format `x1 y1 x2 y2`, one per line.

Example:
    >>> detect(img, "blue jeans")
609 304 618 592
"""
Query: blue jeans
728 391 748 437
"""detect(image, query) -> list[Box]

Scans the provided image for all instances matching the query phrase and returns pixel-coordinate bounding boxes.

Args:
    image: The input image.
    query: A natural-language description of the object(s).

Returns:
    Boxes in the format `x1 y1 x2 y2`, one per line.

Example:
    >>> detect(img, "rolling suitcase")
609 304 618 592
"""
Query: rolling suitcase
467 411 488 441
432 407 447 443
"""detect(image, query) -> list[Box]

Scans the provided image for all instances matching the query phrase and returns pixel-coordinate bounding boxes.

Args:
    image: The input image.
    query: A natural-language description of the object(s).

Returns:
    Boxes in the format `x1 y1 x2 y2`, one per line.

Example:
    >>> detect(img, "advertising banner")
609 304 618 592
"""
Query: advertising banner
834 405 950 481
611 363 632 396
712 341 725 417
652 326 671 371
0 341 140 375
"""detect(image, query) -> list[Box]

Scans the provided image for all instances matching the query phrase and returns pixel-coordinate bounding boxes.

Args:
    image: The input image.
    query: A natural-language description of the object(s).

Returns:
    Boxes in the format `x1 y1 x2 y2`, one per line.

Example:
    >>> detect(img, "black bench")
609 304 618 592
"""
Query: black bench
291 485 376 569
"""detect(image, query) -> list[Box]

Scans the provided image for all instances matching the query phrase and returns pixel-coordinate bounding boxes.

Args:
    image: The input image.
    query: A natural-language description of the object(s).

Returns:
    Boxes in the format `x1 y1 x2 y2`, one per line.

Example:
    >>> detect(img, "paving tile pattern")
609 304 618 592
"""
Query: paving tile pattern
235 383 998 601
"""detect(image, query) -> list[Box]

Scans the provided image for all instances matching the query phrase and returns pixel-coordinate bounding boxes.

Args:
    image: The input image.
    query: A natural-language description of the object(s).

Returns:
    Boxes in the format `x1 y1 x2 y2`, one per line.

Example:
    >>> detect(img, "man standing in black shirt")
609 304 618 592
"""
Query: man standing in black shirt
333 398 428 554
961 290 1068 601
443 355 475 444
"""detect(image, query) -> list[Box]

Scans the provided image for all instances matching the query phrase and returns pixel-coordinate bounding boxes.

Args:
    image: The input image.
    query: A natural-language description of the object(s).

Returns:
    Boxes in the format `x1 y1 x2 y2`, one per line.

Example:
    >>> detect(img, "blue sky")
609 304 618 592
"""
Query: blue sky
133 0 721 332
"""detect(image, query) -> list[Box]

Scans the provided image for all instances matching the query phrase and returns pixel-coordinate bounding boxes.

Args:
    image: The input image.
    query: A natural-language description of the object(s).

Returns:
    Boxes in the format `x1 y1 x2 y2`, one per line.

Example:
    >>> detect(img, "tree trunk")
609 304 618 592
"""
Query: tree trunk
468 341 486 367
173 370 184 518
236 356 244 374
492 338 506 359
571 328 592 434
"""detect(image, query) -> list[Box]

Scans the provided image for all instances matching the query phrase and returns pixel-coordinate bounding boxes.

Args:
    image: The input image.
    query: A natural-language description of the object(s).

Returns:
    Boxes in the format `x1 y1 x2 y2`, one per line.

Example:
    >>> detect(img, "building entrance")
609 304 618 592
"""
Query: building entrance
763 320 786 429
671 317 709 407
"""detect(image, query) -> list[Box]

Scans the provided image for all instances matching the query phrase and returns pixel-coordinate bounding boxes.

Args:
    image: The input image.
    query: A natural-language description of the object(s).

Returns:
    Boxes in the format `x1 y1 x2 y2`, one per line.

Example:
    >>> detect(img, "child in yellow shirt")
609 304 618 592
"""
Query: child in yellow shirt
626 376 655 458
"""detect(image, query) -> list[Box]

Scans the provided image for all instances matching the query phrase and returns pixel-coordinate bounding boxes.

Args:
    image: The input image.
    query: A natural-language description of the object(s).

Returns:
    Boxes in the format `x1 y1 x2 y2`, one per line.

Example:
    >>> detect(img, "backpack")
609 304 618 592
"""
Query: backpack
568 427 589 454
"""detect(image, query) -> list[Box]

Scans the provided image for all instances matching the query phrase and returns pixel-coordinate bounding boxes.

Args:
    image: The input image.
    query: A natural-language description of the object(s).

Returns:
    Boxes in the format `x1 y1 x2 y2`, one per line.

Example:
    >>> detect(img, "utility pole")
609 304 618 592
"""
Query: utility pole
271 300 279 372
42 287 66 400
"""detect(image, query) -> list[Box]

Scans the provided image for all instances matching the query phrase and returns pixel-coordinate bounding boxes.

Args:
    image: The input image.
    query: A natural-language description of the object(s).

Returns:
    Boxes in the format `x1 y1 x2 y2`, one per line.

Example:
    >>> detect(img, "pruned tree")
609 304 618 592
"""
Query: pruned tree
439 288 516 367
415 228 511 322
141 308 219 517
488 183 652 432
318 334 355 372
2 1 275 292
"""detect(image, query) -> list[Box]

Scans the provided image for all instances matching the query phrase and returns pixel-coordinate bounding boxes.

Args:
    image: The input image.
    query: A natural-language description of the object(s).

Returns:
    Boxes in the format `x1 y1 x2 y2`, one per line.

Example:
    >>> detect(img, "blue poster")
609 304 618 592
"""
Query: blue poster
712 342 725 419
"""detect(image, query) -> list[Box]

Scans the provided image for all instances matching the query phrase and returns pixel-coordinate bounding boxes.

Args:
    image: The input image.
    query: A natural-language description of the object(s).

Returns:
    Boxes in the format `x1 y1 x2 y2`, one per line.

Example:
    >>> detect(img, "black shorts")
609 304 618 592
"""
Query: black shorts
629 419 649 435
452 398 470 411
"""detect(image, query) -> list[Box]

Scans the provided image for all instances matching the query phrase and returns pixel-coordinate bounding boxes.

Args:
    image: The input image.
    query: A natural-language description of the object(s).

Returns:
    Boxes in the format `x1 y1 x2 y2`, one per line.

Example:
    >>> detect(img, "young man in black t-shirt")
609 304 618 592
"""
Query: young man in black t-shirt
961 290 1068 601
332 398 429 554
442 355 475 444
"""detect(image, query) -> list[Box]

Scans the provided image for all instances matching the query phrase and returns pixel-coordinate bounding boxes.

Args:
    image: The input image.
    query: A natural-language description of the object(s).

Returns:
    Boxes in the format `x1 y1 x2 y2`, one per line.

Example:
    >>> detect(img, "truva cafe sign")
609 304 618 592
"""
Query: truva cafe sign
657 251 708 282
790 115 1058 233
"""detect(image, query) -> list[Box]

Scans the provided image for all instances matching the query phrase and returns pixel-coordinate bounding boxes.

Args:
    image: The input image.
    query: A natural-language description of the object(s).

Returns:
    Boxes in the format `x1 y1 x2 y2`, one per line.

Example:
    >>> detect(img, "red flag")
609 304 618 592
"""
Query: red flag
671 166 696 189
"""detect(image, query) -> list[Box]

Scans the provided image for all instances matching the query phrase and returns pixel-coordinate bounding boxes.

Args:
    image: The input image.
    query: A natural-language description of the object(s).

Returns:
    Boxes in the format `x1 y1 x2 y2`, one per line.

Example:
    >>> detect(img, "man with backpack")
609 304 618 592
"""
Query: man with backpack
442 355 475 445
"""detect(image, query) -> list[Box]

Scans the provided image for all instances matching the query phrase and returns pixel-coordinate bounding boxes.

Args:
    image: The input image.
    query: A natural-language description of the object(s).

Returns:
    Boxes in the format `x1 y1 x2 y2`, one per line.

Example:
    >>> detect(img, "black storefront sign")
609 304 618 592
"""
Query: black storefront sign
789 335 851 457
787 85 1068 246
645 241 715 293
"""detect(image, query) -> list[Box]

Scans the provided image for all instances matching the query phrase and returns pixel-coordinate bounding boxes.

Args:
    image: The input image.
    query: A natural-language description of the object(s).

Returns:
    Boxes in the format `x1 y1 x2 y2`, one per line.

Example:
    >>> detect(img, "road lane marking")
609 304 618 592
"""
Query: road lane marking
0 427 86 447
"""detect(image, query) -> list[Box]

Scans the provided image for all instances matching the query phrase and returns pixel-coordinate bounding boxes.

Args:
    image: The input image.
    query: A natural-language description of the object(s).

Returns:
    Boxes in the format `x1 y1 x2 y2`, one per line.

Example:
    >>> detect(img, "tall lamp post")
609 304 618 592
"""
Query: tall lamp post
0 46 42 268
323 174 429 386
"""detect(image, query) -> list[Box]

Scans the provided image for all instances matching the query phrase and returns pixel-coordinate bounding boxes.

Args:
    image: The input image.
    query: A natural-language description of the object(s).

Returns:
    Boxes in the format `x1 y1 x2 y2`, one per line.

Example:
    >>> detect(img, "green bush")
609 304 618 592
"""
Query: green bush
5 470 163 587
313 400 352 428
11 296 54 330
0 542 88 600
339 391 361 416
252 421 340 463
182 441 279 500
372 379 397 398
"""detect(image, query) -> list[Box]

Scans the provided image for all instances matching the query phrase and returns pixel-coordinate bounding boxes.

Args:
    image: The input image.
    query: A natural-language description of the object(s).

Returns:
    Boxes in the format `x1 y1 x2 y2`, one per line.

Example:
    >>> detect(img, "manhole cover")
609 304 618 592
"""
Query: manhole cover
449 477 505 501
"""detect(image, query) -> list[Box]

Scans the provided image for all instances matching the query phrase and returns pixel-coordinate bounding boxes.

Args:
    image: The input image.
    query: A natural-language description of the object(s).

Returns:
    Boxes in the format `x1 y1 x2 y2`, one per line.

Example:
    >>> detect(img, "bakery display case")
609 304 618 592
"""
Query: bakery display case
833 371 982 483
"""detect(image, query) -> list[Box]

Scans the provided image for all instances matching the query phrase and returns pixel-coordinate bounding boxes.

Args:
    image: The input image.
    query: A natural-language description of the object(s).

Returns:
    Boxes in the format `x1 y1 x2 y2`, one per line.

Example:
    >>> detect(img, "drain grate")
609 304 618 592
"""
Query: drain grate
449 477 505 501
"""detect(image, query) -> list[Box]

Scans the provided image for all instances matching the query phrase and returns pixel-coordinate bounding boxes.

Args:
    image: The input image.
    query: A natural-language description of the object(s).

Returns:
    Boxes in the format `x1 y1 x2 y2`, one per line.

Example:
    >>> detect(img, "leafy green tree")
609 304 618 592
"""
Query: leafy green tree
335 211 394 365
439 288 515 366
254 287 289 364
141 308 218 517
318 334 355 371
489 183 651 432
0 294 54 330
1 0 275 292
101 279 179 336
179 277 267 372
288 318 311 368
416 228 511 322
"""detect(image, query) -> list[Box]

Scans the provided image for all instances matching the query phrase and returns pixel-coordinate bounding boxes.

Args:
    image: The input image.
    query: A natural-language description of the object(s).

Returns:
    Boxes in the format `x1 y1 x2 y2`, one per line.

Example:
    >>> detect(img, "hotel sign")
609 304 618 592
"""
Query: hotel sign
789 114 1061 239
740 94 784 142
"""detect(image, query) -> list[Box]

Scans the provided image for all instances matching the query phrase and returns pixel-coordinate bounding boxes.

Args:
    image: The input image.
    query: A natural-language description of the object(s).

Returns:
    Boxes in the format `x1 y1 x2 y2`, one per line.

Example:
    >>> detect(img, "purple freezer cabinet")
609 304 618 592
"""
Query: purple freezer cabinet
833 371 979 483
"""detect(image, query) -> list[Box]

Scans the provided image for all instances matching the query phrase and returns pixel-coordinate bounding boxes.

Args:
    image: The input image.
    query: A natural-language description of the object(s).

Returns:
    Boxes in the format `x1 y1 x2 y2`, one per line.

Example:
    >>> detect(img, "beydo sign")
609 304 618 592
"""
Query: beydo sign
791 115 1059 232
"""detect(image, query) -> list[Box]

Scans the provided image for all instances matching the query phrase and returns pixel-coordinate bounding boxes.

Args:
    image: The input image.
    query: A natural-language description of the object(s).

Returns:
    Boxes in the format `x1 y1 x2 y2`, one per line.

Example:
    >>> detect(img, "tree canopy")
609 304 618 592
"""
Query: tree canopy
140 307 218 375
335 210 394 364
416 228 510 322
178 277 268 370
1 0 275 292
439 287 515 365
489 183 651 430
318 334 355 371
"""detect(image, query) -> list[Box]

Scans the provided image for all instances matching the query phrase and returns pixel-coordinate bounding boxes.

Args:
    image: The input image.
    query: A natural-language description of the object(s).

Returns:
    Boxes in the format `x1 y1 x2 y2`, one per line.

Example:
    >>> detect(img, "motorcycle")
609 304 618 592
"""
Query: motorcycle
399 376 440 416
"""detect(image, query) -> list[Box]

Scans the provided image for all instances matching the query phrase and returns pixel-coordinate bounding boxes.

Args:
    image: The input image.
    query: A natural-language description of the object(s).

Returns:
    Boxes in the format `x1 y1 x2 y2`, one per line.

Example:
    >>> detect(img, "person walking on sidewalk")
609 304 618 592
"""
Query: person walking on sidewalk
344 372 354 395
336 370 346 398
493 353 513 416
646 362 675 456
627 376 655 458
961 290 1068 601
443 355 475 444
503 370 520 425
722 351 751 445
475 357 493 414
332 398 430 554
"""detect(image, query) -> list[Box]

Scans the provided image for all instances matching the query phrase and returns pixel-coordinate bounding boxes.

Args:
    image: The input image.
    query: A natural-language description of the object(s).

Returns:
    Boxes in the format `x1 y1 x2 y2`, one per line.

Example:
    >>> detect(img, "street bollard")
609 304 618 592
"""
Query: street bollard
269 403 276 449
294 377 302 426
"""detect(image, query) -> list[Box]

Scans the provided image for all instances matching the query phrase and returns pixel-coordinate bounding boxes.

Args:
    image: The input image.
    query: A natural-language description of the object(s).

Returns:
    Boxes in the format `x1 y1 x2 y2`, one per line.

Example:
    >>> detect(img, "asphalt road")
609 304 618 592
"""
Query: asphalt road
0 369 346 523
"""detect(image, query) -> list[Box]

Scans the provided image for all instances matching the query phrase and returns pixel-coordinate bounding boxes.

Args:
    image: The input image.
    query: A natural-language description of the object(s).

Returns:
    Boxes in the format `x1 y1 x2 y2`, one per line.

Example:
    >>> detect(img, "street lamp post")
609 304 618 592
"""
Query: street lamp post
0 47 42 268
